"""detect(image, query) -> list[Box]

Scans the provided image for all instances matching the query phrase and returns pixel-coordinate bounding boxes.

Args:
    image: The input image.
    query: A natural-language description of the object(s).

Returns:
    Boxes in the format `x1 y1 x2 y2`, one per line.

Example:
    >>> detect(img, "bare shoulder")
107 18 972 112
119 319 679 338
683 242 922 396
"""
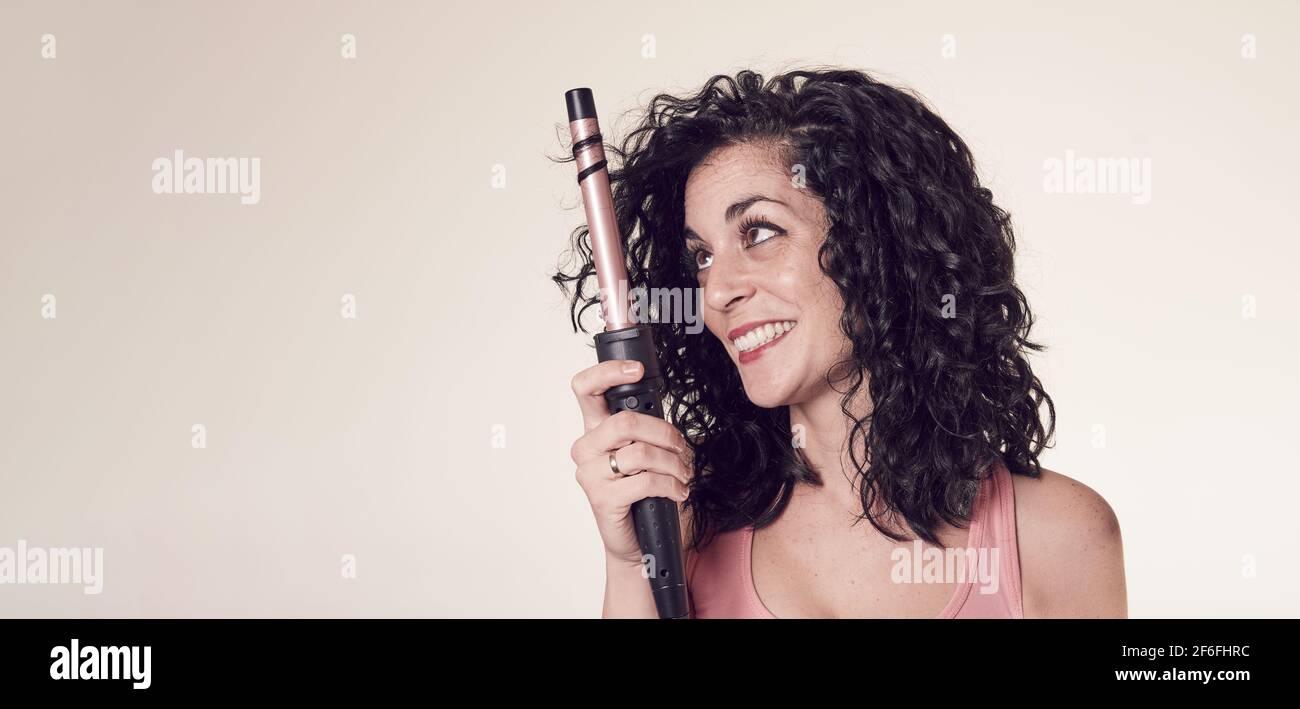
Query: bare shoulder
1010 467 1128 618
1010 468 1121 541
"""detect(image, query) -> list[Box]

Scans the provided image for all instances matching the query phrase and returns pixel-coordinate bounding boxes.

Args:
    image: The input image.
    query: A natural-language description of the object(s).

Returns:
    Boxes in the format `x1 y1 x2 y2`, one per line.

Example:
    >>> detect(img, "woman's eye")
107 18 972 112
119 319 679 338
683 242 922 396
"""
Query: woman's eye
694 250 714 271
748 226 779 246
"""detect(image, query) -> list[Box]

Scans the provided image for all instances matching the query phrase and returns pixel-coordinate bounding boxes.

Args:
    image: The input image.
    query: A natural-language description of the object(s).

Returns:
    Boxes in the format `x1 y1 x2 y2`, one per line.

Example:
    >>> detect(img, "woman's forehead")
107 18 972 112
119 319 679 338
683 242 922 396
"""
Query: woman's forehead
688 143 787 184
686 151 793 209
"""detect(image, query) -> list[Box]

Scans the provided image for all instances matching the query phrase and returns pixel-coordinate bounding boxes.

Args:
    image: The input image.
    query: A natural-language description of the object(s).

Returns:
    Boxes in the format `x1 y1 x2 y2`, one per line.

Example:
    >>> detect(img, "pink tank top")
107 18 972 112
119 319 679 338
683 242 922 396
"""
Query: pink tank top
686 459 1024 618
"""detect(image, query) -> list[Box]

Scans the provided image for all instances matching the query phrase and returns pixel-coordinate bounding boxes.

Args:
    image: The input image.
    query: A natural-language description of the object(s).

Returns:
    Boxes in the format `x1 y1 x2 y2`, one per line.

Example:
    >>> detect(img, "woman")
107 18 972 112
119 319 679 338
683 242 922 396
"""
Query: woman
554 67 1127 618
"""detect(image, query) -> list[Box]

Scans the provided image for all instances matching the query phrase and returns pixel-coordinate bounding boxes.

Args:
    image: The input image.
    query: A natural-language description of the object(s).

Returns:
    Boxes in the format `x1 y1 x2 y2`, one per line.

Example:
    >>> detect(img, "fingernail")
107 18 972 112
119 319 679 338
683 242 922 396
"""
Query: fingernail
622 361 642 375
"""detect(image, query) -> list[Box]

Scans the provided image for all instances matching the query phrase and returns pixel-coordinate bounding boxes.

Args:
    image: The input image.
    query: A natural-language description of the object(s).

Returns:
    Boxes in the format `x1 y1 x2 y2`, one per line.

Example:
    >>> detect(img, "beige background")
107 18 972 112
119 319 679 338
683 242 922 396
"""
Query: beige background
1 0 1296 617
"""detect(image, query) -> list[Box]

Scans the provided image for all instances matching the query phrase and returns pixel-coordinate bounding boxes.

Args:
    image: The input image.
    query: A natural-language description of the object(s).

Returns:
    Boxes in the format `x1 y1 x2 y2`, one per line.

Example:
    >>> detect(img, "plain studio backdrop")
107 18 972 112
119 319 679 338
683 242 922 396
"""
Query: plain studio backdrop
1 0 1296 618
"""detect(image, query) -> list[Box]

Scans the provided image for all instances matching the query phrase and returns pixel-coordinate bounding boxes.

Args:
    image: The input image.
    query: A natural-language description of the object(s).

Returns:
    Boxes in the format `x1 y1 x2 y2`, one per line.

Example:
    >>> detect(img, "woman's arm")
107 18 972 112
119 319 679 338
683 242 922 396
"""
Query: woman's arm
602 555 660 618
1014 469 1128 618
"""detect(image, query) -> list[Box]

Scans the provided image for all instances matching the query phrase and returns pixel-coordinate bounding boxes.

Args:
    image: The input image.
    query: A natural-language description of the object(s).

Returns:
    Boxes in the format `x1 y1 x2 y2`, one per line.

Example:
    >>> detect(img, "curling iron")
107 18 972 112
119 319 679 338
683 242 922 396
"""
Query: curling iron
565 87 689 619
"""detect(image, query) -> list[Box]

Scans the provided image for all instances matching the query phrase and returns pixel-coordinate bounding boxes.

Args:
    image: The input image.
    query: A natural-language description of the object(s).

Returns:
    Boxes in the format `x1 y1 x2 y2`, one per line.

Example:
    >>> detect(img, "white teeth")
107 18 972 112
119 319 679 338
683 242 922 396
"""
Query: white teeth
733 321 797 352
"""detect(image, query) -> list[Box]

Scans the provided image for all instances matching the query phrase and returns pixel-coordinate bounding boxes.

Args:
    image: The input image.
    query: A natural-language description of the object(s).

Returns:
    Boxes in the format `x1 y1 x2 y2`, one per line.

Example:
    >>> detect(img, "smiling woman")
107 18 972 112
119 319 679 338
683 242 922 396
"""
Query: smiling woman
554 67 1126 619
680 144 846 406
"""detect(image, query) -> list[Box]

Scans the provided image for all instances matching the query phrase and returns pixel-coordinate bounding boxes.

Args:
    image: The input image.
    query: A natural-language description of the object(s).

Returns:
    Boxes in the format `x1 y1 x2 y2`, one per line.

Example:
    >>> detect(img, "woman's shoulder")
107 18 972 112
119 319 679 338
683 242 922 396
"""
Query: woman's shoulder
1009 466 1127 618
1009 466 1120 536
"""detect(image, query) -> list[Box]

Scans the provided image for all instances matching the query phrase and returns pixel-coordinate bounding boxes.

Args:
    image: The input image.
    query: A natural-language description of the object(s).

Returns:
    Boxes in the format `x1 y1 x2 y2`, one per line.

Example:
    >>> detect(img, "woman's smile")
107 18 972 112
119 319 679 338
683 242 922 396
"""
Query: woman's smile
729 319 798 364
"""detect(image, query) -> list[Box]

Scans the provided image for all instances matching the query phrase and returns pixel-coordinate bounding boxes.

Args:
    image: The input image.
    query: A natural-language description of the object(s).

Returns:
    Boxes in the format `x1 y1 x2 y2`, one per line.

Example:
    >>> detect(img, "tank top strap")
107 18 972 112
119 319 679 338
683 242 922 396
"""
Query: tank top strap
977 459 1024 617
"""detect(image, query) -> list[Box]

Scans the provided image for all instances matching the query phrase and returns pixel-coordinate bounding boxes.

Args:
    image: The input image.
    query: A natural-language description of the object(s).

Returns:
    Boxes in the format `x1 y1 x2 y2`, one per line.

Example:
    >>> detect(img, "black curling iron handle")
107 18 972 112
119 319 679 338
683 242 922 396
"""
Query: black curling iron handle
595 325 690 619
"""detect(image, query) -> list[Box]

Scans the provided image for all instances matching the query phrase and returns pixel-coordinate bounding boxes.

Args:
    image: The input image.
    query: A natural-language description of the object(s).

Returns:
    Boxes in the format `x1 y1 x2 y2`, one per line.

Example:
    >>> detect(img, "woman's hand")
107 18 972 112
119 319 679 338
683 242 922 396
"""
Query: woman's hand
570 359 693 567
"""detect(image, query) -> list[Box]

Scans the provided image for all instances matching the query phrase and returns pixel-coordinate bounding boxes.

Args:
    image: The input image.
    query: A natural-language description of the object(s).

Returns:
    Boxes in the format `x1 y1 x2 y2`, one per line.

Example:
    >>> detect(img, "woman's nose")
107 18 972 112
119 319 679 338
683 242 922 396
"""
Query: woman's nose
704 256 755 312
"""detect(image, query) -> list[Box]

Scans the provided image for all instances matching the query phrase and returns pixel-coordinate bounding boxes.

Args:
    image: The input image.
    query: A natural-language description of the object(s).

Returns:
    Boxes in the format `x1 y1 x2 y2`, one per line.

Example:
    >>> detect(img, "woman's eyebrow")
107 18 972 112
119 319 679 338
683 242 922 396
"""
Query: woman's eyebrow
724 194 787 222
683 194 789 244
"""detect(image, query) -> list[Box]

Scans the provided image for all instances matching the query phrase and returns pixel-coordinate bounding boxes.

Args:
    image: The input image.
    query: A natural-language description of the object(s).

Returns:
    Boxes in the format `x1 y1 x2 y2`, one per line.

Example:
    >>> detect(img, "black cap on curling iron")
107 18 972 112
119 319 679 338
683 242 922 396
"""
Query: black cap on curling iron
566 88 597 121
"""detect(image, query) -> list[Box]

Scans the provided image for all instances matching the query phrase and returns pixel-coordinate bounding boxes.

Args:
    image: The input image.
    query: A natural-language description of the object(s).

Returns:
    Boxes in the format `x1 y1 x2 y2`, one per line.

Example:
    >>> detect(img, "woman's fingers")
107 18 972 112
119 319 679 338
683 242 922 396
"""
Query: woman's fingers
582 442 696 486
569 410 688 466
569 359 645 431
580 467 690 512
617 470 690 505
567 360 693 566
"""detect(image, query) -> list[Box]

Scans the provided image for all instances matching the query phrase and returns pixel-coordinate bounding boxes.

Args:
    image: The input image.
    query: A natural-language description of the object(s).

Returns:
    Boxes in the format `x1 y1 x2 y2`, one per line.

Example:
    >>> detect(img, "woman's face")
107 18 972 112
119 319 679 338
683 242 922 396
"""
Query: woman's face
684 141 849 408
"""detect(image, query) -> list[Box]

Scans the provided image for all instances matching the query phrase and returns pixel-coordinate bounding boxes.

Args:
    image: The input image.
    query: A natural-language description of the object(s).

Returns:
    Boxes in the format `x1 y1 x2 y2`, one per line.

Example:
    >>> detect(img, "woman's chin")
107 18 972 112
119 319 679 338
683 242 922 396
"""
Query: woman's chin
741 383 793 410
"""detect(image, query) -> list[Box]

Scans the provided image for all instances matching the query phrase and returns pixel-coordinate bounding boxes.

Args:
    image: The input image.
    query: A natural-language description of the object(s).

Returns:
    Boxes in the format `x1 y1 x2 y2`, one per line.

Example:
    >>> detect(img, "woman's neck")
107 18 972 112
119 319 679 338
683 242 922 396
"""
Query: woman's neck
787 383 873 515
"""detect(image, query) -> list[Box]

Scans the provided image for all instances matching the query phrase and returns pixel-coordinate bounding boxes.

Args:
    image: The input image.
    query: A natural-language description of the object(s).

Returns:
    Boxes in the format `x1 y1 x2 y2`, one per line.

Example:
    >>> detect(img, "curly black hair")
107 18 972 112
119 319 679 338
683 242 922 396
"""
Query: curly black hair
553 67 1055 551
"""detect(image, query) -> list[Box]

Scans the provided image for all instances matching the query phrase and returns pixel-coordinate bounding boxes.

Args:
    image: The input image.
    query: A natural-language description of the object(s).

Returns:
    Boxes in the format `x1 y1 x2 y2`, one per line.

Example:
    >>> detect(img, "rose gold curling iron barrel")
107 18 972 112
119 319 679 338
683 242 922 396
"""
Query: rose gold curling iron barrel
565 87 689 619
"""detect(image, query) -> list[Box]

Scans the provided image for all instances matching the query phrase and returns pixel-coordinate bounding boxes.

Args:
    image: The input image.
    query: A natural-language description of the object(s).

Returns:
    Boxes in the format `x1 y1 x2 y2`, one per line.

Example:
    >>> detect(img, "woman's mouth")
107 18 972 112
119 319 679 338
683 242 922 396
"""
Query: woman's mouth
729 320 797 364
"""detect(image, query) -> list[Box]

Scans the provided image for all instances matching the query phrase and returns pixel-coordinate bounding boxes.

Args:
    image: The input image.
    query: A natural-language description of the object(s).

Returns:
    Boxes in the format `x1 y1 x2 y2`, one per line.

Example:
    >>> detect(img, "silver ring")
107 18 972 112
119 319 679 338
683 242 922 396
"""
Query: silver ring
609 450 625 477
